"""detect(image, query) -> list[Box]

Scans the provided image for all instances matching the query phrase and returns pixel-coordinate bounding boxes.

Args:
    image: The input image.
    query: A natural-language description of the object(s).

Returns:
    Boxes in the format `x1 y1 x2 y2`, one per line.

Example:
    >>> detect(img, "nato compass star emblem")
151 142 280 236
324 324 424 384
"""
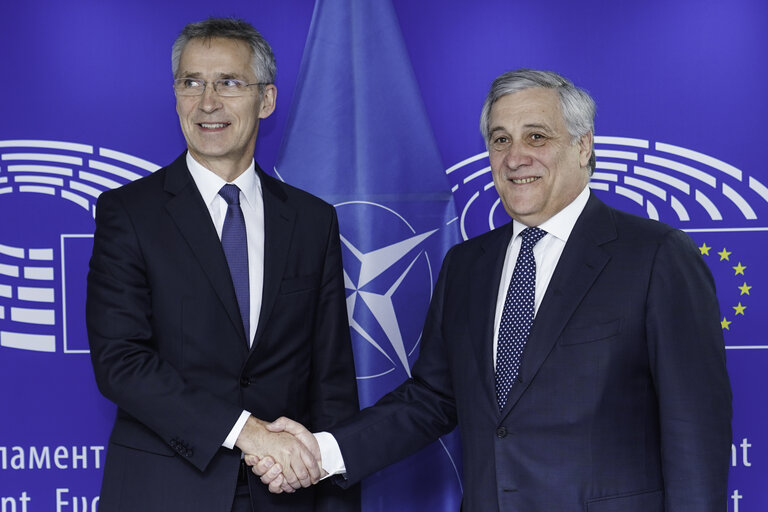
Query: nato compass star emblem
336 201 439 382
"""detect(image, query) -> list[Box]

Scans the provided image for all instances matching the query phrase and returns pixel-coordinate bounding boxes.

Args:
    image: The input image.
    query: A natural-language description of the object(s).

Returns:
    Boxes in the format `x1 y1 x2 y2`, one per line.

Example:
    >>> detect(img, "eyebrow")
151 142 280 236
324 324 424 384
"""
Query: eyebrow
176 72 243 80
522 123 552 131
490 123 553 134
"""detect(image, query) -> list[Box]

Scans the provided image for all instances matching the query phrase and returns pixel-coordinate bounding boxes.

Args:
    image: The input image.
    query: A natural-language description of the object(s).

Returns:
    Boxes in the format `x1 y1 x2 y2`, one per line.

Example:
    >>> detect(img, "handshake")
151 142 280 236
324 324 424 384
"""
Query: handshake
235 415 326 494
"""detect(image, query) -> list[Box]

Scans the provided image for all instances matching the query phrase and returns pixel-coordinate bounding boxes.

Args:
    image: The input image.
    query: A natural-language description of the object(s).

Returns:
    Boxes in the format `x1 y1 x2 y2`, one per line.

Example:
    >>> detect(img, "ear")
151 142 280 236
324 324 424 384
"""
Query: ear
578 131 593 168
258 84 277 119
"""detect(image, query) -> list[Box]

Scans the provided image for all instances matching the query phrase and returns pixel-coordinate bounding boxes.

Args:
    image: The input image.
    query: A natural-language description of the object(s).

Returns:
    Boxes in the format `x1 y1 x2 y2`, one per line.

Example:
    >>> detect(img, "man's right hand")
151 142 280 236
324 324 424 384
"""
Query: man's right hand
235 415 321 492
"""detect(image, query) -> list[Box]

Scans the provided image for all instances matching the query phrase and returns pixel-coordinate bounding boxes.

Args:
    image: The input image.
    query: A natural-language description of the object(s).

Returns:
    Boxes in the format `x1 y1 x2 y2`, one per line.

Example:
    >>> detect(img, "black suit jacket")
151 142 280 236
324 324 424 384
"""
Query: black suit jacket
87 153 360 511
331 193 731 511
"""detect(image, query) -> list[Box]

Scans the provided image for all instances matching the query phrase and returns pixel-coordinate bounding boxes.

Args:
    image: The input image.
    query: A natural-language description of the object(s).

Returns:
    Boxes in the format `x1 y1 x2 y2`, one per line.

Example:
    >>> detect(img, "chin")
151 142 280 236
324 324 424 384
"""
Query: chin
192 145 231 158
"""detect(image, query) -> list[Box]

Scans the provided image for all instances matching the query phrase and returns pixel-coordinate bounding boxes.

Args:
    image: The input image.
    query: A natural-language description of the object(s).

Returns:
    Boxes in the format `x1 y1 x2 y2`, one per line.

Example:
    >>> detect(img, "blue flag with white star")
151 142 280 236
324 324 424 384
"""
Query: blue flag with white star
273 0 462 510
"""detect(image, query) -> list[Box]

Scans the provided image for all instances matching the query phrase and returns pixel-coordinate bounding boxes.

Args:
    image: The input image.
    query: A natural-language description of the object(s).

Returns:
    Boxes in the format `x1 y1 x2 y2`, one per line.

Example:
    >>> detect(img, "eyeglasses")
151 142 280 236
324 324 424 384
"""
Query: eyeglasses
173 78 268 97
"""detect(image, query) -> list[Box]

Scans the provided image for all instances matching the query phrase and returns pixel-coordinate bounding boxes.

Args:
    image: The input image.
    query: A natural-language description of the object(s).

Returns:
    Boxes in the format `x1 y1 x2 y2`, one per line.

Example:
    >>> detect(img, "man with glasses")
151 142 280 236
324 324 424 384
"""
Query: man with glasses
87 17 359 512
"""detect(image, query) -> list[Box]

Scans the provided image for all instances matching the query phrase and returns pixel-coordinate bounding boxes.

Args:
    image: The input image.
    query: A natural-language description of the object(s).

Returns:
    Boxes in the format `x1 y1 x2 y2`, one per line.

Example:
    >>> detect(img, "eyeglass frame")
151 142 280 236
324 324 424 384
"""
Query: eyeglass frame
173 77 270 97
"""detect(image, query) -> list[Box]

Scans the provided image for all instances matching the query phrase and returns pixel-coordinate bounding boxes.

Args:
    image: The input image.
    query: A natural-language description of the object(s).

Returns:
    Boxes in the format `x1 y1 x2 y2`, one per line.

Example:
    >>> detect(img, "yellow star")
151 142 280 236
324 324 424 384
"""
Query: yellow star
739 282 752 295
733 262 747 276
733 303 747 316
721 317 732 330
699 243 711 256
718 248 731 261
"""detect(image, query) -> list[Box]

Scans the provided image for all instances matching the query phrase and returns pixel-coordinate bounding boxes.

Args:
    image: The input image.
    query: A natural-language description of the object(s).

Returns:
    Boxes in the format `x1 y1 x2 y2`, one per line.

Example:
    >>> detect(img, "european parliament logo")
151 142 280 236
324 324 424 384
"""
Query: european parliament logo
446 136 768 345
0 140 156 353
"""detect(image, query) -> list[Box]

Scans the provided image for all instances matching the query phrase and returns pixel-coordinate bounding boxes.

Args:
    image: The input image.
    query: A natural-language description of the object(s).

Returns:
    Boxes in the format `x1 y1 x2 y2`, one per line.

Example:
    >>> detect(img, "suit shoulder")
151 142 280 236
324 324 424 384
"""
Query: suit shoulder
605 203 696 250
608 206 679 239
262 173 335 214
96 167 166 220
99 165 167 205
446 222 510 258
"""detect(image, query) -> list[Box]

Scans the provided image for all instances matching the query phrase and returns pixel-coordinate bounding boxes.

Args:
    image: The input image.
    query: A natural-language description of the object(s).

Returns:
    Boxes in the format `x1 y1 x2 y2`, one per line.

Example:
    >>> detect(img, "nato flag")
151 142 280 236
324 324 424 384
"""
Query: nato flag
274 0 462 510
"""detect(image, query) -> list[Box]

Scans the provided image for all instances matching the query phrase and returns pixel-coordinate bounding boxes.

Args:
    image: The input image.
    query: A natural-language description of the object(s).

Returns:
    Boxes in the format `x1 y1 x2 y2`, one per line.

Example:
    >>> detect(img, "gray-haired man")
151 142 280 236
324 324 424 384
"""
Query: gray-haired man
253 69 731 512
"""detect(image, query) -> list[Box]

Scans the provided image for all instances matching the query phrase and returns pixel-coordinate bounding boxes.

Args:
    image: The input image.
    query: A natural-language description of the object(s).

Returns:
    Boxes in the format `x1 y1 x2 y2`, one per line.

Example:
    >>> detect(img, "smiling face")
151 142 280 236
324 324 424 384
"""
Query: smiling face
175 37 276 181
488 88 592 226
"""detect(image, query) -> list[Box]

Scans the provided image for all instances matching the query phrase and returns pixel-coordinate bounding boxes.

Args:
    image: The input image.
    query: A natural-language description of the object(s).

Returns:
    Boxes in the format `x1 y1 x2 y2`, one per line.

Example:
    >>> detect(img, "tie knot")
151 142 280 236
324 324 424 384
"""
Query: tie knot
520 227 546 250
219 184 241 205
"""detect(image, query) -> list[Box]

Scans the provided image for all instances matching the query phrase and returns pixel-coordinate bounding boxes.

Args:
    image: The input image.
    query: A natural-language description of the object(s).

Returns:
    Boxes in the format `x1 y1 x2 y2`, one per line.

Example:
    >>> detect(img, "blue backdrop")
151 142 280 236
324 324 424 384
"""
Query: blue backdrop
1 1 765 511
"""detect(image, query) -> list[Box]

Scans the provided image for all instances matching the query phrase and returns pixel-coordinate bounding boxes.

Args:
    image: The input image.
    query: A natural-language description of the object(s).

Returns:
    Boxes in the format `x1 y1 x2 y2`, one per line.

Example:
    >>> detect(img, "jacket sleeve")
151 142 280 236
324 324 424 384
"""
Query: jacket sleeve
646 229 732 511
309 207 362 512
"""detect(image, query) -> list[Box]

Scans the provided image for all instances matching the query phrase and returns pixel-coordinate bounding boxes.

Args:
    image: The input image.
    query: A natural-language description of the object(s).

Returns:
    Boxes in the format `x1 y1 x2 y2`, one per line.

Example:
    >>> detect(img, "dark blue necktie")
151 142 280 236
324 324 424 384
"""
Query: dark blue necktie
219 184 249 341
495 226 546 410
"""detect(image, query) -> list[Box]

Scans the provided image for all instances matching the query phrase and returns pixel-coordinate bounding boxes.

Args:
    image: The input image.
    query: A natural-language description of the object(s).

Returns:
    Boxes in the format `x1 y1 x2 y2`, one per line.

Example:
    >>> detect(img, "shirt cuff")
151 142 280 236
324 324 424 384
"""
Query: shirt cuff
313 431 346 479
222 410 252 449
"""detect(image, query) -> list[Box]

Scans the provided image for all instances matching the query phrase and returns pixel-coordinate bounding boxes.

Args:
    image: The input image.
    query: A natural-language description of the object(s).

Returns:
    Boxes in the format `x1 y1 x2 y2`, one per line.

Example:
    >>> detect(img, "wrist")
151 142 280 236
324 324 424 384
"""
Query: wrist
235 415 269 454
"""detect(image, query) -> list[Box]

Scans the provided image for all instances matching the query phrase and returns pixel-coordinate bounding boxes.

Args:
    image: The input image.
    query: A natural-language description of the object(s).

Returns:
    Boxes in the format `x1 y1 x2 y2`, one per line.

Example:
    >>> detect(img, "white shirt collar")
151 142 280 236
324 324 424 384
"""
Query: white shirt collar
512 184 591 243
185 152 262 209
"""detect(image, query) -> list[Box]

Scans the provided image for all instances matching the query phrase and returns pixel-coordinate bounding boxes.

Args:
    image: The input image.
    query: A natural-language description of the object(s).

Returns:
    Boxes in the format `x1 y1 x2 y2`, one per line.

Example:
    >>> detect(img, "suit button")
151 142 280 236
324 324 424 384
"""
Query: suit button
240 377 250 387
496 426 507 438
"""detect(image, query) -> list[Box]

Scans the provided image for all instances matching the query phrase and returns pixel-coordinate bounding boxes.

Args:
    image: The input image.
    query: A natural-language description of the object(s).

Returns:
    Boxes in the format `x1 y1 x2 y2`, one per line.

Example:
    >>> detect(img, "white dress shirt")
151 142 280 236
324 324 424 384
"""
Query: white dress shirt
185 153 265 449
492 185 590 365
317 185 591 477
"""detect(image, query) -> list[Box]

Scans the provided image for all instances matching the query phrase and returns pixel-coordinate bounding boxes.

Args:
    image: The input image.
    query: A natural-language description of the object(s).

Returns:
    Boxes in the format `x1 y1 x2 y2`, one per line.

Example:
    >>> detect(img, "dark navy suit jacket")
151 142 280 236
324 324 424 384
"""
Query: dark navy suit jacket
87 153 360 512
331 193 731 511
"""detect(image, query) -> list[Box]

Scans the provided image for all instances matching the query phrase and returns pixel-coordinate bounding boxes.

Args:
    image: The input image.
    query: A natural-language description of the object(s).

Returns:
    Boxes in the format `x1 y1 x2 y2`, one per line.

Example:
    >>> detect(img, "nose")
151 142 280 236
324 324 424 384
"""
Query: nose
198 85 222 113
502 142 531 170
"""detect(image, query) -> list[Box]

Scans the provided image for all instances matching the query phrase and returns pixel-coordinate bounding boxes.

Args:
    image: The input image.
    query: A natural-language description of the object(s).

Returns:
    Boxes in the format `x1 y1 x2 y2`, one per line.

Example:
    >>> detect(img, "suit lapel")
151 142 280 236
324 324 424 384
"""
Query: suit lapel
500 193 617 418
468 223 515 407
252 167 295 351
163 153 247 344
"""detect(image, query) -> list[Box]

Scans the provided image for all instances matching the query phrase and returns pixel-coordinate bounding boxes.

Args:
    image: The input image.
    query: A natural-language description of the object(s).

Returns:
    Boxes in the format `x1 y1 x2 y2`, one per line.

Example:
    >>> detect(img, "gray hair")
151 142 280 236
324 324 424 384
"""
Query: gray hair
480 69 596 172
171 17 276 85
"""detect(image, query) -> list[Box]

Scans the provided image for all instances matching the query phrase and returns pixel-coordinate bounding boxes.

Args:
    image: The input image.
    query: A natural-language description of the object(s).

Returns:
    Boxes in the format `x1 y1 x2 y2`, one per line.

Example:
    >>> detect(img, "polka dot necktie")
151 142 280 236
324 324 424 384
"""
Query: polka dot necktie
495 226 546 410
219 184 250 341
